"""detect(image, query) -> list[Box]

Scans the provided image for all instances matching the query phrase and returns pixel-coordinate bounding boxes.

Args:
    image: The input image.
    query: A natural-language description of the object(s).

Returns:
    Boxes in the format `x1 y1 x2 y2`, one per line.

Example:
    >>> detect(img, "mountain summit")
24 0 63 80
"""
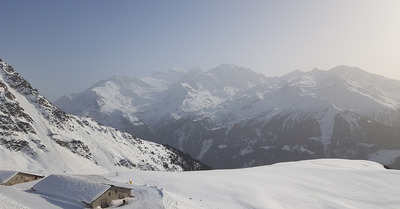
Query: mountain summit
0 59 209 173
55 64 400 169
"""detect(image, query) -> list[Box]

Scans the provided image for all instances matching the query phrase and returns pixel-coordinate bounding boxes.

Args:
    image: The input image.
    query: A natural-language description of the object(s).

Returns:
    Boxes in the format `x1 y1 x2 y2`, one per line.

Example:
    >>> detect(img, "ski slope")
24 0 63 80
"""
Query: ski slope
1 159 400 209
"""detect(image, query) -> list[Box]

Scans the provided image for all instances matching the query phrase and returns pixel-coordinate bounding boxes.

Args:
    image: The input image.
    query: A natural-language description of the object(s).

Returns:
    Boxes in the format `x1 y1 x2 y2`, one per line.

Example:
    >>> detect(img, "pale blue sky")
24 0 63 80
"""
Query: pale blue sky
1 0 400 100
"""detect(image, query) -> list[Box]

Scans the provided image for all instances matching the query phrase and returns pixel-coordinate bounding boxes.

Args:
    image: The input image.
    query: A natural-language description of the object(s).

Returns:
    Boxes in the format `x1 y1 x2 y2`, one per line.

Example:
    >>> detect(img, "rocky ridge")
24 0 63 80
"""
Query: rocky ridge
55 64 400 169
0 59 209 173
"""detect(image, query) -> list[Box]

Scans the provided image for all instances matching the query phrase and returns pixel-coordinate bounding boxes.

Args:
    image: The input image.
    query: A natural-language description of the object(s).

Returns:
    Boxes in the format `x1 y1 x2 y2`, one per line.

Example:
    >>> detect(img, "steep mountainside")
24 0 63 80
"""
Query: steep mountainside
55 64 400 169
0 59 209 173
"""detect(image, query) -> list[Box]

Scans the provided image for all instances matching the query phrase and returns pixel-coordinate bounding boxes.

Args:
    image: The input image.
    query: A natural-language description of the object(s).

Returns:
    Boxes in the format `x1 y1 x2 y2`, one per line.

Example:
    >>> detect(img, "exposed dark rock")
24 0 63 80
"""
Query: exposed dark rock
163 144 212 171
118 159 136 168
52 139 92 159
0 138 31 152
0 59 210 172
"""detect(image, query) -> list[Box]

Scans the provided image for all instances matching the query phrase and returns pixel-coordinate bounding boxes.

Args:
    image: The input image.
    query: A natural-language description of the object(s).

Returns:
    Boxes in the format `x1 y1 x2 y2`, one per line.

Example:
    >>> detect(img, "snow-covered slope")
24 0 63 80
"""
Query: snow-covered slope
55 64 400 169
0 59 209 174
1 159 400 209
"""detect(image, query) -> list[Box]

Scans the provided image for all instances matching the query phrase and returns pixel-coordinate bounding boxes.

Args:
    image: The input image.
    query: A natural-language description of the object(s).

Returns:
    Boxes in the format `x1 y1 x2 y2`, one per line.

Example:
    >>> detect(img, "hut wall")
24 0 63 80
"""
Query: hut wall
90 186 131 208
3 173 43 186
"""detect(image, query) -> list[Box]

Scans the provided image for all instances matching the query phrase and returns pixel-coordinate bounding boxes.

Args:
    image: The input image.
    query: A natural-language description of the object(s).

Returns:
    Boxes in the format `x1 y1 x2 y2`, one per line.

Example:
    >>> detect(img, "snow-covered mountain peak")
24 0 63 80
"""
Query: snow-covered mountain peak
151 67 188 84
282 69 304 78
310 65 389 87
322 66 400 110
0 59 209 173
1 60 69 127
104 75 142 86
212 63 250 74
272 66 400 114
55 63 400 169
329 65 365 76
210 63 267 84
283 65 368 80
176 64 268 99
92 75 162 93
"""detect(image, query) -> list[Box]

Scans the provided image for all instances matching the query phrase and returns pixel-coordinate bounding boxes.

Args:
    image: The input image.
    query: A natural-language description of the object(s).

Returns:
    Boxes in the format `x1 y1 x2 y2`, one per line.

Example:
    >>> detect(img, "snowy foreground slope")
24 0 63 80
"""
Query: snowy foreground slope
0 59 207 173
1 159 400 209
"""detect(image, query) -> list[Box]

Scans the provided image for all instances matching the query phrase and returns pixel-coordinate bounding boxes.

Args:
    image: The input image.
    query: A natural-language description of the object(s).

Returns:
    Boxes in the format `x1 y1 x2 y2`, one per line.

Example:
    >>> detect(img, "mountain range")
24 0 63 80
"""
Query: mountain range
0 58 209 173
55 63 400 169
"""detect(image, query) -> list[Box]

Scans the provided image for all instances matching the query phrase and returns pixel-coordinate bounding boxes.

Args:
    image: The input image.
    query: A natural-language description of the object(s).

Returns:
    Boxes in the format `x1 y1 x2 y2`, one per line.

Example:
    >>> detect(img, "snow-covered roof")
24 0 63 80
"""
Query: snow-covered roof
32 174 112 203
0 170 18 184
19 171 45 177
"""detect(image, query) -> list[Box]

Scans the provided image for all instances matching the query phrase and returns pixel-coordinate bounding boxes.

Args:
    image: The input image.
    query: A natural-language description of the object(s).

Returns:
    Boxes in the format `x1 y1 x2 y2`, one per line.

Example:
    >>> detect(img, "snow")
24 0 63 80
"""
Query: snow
1 159 400 209
316 107 339 149
282 145 315 155
55 63 267 128
106 159 400 209
358 143 375 148
33 174 111 204
0 192 29 209
196 139 213 159
109 197 134 207
240 145 254 156
4 60 400 207
1 58 200 174
368 149 400 166
259 145 274 150
0 170 18 184
52 63 400 169
0 183 66 209
218 144 227 149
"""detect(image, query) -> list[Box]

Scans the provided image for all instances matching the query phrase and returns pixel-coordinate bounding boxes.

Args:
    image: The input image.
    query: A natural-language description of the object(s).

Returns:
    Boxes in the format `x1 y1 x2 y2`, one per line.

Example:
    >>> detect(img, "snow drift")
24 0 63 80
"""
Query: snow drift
1 159 400 209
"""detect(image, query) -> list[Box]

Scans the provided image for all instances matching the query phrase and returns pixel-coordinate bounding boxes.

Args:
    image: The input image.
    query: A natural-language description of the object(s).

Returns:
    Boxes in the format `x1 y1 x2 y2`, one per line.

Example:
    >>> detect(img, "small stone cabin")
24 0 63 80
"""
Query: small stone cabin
32 174 132 208
87 185 131 208
0 170 44 186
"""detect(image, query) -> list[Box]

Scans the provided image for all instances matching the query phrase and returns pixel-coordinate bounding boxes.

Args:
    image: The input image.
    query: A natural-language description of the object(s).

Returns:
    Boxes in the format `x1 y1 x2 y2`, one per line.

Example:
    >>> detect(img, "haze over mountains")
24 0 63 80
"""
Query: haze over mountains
0 59 208 173
55 64 400 169
2 58 400 208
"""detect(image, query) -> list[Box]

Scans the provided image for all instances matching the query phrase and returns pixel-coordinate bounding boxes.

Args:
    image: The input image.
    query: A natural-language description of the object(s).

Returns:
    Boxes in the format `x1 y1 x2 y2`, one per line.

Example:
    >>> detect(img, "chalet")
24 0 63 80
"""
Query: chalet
32 174 132 208
0 170 44 186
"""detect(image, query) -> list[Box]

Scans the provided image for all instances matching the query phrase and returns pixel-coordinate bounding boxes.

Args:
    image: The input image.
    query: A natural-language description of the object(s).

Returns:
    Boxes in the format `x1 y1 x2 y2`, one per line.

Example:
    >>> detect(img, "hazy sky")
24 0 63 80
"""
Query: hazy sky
1 0 400 101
